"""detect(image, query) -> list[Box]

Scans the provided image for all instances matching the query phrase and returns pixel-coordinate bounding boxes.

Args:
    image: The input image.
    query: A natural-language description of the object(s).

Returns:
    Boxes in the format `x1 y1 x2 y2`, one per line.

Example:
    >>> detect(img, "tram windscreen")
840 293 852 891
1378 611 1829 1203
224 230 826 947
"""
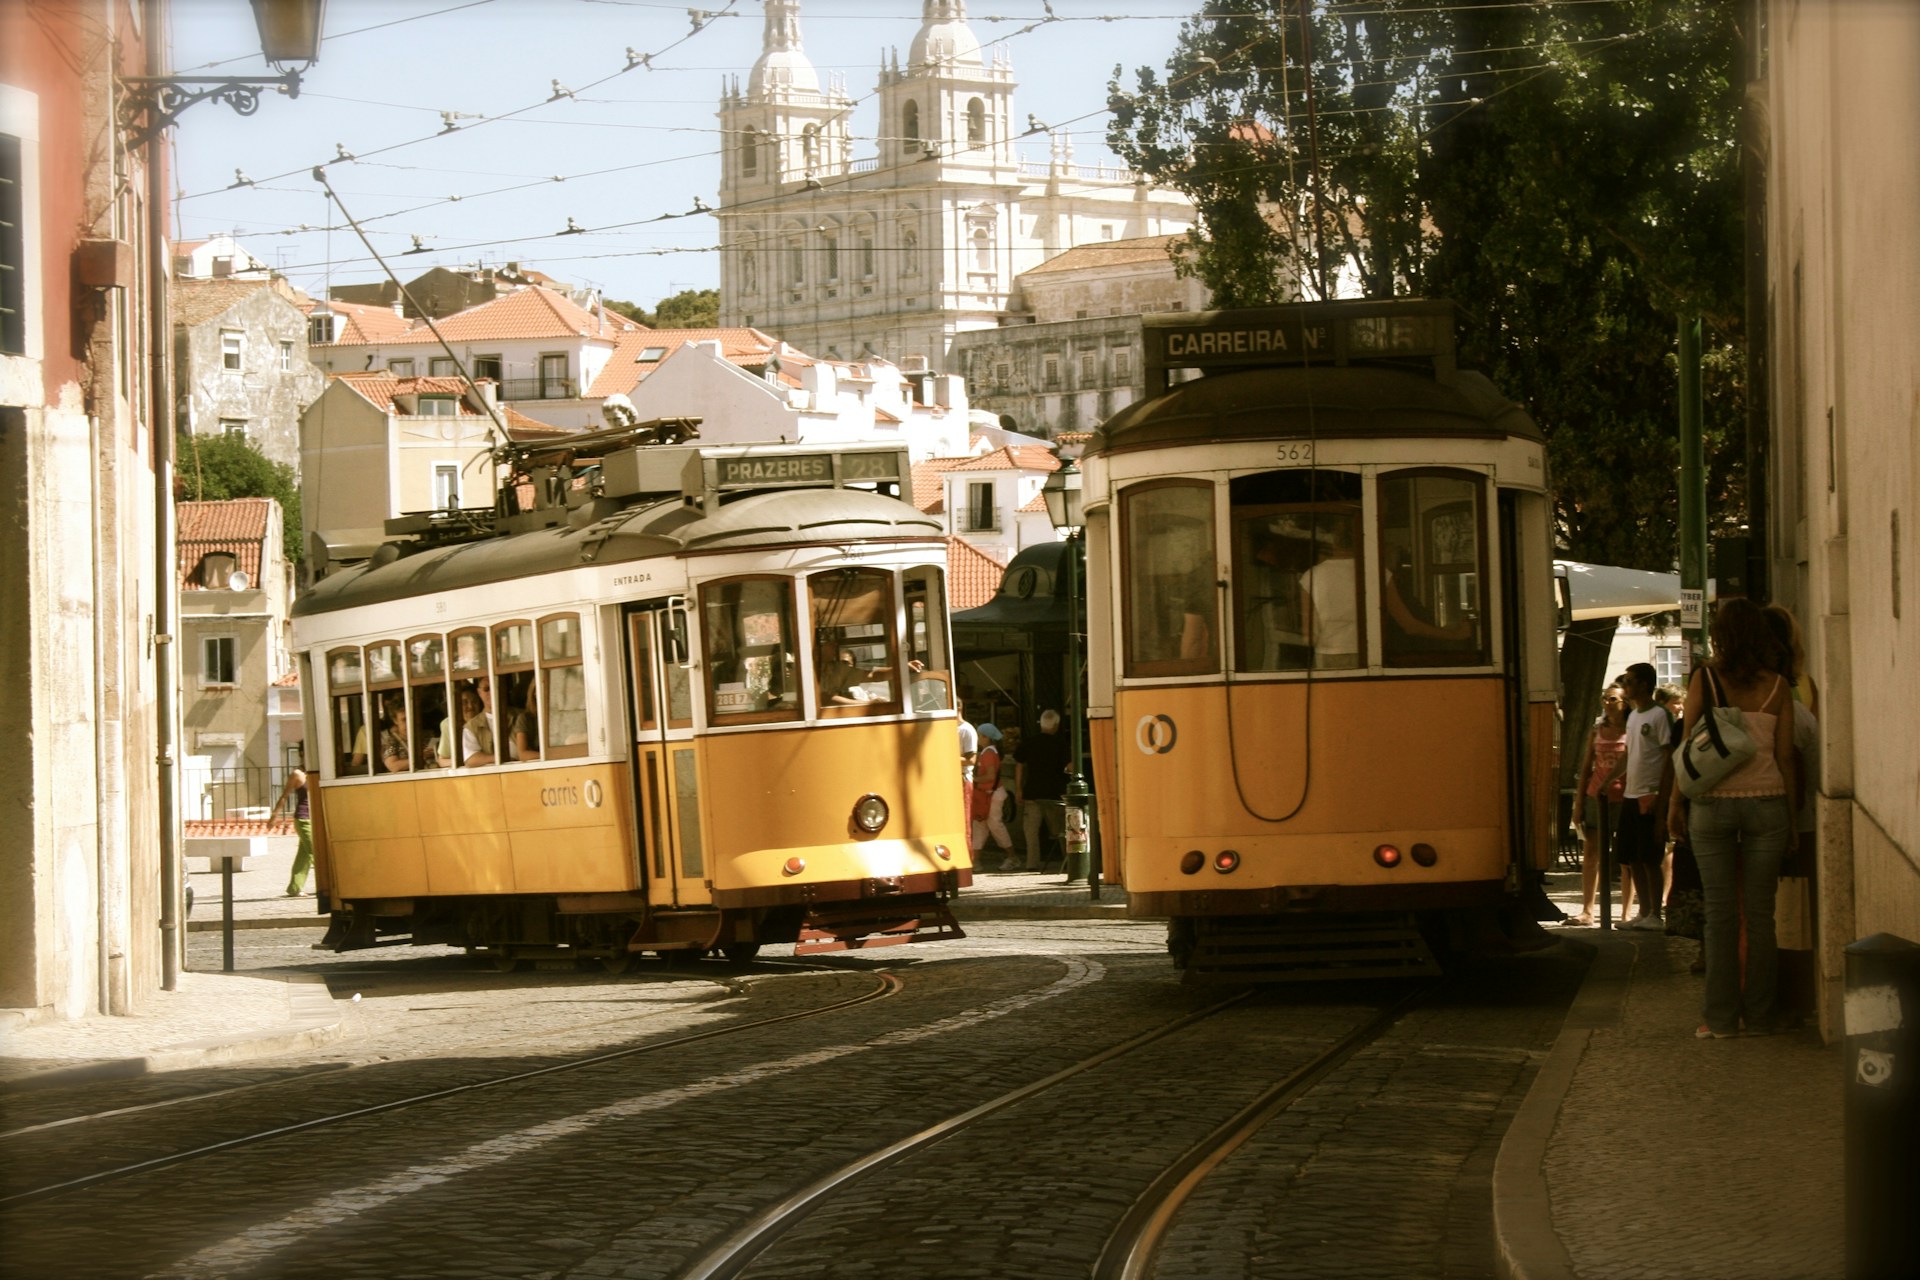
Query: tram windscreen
702 578 801 723
1376 469 1487 666
809 567 902 717
903 566 953 713
1122 481 1219 677
1230 470 1364 672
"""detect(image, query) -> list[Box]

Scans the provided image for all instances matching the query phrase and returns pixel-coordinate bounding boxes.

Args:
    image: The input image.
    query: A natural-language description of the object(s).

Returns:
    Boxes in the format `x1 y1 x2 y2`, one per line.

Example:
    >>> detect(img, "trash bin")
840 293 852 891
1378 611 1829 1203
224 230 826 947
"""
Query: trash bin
1844 933 1920 1280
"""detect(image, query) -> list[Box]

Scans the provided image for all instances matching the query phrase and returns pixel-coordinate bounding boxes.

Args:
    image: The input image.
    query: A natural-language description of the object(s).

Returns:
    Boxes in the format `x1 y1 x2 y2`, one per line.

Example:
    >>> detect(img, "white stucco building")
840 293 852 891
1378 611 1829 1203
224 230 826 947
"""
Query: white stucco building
714 0 1194 370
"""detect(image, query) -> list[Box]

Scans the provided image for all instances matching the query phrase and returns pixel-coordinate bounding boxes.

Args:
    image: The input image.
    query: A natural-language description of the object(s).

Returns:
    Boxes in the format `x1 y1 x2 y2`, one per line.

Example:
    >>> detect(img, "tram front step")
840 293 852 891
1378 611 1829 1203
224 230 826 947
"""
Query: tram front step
794 899 965 954
1186 914 1440 982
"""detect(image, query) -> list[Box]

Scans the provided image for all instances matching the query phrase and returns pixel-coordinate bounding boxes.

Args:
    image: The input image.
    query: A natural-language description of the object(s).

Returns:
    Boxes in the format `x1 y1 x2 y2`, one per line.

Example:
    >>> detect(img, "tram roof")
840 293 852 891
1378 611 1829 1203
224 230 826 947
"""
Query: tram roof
292 488 945 618
1088 364 1543 456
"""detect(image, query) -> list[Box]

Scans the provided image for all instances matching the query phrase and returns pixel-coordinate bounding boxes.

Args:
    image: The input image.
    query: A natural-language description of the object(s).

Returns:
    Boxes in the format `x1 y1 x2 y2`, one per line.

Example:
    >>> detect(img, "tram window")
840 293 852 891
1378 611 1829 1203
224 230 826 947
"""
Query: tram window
540 614 589 758
903 566 953 712
445 627 492 767
809 567 903 718
405 635 451 769
493 622 541 762
1229 470 1363 673
1376 469 1488 667
702 577 801 724
328 648 370 777
364 642 406 773
1121 480 1219 677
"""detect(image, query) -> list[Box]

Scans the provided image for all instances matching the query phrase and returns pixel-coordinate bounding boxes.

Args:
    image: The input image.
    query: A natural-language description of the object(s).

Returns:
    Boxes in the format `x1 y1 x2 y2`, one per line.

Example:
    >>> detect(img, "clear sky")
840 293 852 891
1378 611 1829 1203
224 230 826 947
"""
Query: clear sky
167 0 1195 309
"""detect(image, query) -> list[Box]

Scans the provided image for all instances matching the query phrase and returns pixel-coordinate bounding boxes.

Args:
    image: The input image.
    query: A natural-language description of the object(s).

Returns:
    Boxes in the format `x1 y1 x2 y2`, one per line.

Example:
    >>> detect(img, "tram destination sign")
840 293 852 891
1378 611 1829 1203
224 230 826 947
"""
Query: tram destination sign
1141 300 1457 395
711 449 900 489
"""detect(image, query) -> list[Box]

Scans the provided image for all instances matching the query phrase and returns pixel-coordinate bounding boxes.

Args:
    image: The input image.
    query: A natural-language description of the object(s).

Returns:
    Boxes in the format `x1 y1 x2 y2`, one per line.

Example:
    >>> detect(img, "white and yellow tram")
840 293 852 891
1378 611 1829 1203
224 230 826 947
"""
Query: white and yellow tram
293 438 972 965
1079 301 1561 976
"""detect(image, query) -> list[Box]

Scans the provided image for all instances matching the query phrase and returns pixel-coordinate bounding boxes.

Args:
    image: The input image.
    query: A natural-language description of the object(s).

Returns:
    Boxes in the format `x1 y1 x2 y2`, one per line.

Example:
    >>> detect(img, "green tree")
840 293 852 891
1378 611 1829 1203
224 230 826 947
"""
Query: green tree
176 431 303 562
602 288 721 329
1107 0 1747 572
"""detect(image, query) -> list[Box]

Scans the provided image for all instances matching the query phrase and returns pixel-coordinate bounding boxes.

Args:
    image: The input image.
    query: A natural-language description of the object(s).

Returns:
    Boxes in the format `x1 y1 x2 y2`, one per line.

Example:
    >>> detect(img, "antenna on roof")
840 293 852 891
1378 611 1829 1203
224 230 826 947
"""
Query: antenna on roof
310 167 511 456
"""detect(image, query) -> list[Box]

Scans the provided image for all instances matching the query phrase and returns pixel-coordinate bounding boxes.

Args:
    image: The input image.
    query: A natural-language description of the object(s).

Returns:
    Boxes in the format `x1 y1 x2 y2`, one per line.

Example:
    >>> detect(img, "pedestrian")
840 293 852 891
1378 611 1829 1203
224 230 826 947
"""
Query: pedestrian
997 725 1026 867
1764 603 1820 1026
971 723 1015 869
957 715 979 854
1566 684 1630 926
1667 598 1797 1039
1018 709 1071 871
1613 662 1675 931
272 761 313 896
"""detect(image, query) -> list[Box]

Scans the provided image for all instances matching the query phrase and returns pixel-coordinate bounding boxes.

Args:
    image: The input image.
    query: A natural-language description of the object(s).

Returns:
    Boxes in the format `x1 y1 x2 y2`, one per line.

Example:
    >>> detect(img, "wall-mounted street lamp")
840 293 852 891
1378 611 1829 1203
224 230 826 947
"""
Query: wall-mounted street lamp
1042 453 1098 899
120 0 327 150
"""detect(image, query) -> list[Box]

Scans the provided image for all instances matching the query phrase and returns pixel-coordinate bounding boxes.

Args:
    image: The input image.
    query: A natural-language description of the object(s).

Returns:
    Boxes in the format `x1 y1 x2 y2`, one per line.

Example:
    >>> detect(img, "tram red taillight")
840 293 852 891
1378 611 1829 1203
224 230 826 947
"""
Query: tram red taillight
935 844 952 861
1180 850 1205 875
1411 842 1438 867
1214 850 1241 873
1373 844 1402 868
782 856 807 876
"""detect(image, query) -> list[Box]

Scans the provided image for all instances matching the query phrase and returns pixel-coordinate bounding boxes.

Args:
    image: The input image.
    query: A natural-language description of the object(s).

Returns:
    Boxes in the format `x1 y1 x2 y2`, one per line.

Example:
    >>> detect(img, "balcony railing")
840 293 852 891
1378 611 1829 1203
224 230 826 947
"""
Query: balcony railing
184 764 300 824
498 377 578 401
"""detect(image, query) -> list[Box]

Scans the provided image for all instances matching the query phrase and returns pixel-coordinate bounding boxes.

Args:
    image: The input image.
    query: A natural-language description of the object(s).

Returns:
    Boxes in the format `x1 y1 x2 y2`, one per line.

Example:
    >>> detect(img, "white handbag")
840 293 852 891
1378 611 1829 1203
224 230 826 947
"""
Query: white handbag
1673 669 1758 799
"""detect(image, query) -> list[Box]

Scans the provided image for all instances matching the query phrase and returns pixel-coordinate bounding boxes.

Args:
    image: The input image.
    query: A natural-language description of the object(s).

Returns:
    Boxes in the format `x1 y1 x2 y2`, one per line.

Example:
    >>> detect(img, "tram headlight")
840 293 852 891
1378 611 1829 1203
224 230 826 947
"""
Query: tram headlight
1410 842 1438 867
851 793 890 834
1179 850 1205 875
1373 843 1403 869
1214 850 1240 874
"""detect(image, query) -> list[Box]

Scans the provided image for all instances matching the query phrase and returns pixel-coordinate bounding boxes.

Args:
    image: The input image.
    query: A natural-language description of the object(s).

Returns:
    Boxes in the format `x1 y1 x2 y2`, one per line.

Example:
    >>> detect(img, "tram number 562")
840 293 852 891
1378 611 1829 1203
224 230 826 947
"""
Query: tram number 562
1274 442 1315 465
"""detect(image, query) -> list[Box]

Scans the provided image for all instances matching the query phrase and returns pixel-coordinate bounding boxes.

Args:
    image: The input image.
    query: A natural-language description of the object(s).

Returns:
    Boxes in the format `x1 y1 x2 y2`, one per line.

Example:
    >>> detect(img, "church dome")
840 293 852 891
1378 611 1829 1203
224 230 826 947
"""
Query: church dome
909 2 983 70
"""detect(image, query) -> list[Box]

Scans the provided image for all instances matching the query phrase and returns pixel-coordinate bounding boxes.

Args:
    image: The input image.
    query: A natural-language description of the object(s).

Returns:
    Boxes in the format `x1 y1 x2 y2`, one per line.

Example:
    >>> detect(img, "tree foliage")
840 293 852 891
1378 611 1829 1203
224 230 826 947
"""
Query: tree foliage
176 431 303 562
605 288 721 329
1107 0 1748 570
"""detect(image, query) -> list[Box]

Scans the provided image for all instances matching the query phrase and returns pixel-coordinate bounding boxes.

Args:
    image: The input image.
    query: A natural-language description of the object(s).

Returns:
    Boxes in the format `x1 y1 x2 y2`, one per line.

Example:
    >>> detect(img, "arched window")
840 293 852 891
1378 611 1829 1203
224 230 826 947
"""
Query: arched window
740 127 759 176
967 98 985 144
902 100 920 151
971 226 992 272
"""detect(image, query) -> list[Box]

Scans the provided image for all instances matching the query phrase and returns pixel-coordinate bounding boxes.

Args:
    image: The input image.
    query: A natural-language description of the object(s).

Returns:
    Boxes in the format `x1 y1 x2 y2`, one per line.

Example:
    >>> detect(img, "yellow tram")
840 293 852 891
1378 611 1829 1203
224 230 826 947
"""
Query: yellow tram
1079 301 1561 977
293 435 972 966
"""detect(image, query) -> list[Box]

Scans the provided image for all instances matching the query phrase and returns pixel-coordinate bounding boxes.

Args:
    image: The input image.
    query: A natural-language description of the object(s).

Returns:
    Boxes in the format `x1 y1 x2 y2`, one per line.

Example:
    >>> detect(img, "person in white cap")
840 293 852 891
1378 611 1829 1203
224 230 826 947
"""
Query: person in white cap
971 722 1015 869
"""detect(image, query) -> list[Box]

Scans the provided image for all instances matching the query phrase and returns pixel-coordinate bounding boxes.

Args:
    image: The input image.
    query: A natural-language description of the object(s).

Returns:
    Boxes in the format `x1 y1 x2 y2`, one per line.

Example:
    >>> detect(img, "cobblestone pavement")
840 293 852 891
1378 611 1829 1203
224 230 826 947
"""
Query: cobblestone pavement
3 922 1587 1280
1535 933 1843 1280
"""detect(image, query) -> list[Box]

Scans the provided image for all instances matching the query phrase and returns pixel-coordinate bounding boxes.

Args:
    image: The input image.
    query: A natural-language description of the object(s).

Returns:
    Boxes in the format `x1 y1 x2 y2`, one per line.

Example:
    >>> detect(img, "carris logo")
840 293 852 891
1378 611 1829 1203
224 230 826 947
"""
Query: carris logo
1135 714 1177 755
541 784 582 808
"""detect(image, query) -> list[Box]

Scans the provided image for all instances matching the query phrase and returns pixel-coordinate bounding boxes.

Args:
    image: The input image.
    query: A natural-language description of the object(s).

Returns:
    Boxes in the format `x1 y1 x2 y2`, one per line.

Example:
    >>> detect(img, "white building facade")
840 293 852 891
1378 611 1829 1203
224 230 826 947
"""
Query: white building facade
714 0 1194 371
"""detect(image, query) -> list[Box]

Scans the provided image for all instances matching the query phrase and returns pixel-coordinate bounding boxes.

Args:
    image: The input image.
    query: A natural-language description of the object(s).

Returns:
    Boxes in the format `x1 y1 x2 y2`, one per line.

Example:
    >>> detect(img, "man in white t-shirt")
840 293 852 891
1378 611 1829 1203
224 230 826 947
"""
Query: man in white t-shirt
1297 520 1360 668
1611 662 1675 929
957 716 979 854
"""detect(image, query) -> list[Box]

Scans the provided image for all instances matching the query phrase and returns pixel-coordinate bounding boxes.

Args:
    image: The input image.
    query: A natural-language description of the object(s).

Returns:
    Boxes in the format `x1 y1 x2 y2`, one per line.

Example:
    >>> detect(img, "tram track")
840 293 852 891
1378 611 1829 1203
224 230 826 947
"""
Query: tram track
0 967 904 1208
675 983 1428 1280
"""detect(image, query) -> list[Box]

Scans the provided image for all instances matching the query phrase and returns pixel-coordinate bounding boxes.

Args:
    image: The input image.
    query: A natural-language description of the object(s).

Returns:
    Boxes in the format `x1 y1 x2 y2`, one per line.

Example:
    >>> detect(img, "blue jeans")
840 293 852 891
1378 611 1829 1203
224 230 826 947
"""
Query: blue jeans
1688 795 1791 1034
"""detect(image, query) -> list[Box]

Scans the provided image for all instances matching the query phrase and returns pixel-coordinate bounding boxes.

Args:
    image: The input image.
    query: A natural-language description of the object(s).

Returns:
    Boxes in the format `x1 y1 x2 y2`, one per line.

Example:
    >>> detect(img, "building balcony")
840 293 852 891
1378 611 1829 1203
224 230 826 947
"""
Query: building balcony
498 377 578 401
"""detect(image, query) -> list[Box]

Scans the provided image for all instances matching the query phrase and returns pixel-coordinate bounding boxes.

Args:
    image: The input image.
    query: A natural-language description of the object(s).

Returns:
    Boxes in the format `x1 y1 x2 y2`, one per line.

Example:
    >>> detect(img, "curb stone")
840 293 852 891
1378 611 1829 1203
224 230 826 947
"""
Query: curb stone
1492 933 1635 1280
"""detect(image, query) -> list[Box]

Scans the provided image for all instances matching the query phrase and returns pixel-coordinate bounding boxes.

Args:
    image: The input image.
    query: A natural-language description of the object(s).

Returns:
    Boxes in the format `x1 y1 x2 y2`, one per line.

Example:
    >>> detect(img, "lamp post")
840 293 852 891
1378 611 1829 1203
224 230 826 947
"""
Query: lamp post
1042 455 1098 899
119 0 328 150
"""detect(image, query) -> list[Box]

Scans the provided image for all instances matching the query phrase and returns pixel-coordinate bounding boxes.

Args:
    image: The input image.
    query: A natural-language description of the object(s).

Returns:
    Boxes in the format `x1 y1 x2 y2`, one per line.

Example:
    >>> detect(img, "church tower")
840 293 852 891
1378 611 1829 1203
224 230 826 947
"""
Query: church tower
875 1 1016 176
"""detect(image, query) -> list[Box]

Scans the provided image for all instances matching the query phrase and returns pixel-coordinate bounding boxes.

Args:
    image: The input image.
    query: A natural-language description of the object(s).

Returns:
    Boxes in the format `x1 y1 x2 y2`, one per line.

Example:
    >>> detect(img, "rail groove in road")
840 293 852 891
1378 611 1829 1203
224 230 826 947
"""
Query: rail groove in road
0 969 903 1208
676 988 1256 1280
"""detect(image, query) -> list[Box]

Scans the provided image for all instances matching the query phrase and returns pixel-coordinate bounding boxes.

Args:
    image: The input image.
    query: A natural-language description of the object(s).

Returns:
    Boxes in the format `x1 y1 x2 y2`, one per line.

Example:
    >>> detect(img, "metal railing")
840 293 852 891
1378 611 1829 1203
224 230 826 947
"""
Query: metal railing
184 764 300 823
497 377 578 401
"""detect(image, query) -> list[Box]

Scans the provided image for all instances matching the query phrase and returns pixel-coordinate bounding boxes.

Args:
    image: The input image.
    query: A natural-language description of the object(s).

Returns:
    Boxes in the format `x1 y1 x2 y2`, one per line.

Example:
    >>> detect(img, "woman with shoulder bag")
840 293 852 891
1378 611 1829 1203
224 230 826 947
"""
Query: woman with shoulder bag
1667 598 1797 1040
1567 685 1631 927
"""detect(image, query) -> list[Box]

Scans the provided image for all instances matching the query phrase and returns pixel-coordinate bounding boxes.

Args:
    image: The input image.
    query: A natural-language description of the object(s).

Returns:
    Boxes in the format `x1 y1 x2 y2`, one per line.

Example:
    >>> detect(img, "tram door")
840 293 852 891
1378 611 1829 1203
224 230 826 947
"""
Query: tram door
625 603 709 909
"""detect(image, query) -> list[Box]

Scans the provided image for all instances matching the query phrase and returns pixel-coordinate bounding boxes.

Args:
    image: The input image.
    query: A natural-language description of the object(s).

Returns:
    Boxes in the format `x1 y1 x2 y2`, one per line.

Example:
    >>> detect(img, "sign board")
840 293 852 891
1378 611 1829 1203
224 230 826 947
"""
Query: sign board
1680 588 1704 628
1140 299 1458 396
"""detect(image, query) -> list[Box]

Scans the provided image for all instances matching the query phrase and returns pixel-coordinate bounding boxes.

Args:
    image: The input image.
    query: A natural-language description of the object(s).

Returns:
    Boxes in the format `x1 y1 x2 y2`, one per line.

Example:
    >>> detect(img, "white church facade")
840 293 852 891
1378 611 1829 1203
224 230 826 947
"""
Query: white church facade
714 0 1194 372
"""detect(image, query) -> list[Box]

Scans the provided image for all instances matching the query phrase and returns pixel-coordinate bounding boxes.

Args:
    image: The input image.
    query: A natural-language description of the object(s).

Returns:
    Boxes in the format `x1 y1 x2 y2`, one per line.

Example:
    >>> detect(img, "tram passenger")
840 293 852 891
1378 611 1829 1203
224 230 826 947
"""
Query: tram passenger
1296 517 1361 668
377 697 413 773
506 701 540 761
1381 551 1474 649
459 683 495 767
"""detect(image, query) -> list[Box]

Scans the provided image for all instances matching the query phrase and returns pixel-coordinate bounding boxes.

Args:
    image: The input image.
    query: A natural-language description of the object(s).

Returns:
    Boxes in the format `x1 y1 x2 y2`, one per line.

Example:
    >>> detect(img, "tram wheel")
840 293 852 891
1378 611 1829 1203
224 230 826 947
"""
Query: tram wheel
720 941 761 966
490 950 523 973
661 947 705 967
600 951 639 975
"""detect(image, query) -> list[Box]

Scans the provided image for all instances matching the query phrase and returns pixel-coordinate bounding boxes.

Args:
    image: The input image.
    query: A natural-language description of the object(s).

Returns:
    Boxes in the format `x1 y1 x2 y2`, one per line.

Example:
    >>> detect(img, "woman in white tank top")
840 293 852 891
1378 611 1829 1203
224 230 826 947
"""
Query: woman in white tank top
1670 598 1798 1040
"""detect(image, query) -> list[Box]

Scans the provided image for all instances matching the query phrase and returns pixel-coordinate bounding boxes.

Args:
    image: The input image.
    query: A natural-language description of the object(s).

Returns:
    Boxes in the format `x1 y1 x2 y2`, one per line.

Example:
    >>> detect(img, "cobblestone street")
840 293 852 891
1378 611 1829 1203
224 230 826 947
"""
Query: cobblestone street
1 923 1584 1280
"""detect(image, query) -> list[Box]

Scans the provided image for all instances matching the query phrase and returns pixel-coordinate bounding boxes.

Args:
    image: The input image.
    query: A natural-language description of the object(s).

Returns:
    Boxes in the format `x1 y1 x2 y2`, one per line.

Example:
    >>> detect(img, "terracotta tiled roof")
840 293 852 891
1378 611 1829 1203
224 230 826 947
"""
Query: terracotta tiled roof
184 818 294 839
912 457 970 512
177 498 273 587
586 327 785 398
1021 235 1183 277
946 537 1006 610
1018 491 1049 514
307 298 414 343
1053 430 1094 444
950 445 1060 473
504 407 572 439
381 285 629 345
873 407 902 424
332 372 482 415
272 671 301 687
171 278 271 328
